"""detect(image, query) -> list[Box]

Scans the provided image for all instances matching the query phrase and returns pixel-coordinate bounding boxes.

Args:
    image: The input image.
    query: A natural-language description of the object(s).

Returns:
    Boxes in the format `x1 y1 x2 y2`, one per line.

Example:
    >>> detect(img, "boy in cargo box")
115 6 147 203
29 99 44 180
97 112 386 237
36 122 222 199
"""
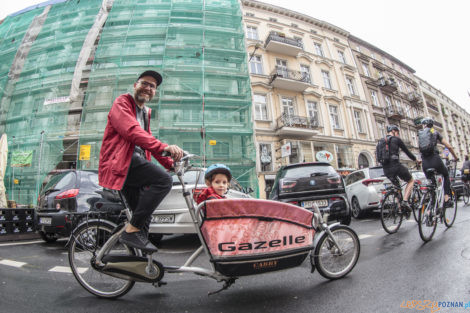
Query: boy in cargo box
196 164 232 204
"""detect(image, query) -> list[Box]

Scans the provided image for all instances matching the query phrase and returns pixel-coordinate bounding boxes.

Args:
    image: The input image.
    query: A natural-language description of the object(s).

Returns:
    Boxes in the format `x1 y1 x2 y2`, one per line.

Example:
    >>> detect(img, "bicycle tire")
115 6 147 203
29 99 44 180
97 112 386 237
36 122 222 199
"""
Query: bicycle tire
68 221 135 298
418 191 437 242
380 191 403 234
444 189 458 228
312 225 360 280
410 187 421 223
463 184 470 205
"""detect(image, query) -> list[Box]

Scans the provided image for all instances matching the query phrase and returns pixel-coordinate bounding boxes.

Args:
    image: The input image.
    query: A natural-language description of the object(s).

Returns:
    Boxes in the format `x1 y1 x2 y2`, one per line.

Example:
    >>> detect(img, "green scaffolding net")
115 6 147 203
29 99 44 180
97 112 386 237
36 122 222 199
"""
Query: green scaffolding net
0 0 257 206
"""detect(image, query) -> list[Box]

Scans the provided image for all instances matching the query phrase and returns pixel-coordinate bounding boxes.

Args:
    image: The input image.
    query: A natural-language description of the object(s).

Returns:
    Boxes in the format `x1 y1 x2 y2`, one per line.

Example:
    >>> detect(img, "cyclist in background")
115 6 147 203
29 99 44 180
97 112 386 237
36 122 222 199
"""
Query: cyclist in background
460 155 469 184
419 117 458 208
381 125 420 215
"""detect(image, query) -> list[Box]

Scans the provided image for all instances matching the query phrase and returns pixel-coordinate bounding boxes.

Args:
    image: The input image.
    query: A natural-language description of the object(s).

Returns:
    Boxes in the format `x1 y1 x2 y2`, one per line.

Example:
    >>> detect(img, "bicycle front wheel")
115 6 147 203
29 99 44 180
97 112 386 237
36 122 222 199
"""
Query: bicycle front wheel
380 191 403 234
68 221 135 298
444 189 458 228
418 191 437 242
312 225 360 280
410 187 421 223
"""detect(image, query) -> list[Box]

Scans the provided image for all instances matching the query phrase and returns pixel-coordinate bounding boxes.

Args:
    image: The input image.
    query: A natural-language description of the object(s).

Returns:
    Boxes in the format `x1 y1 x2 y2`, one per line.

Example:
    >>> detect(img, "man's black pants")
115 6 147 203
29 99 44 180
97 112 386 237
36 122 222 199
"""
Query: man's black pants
121 154 172 231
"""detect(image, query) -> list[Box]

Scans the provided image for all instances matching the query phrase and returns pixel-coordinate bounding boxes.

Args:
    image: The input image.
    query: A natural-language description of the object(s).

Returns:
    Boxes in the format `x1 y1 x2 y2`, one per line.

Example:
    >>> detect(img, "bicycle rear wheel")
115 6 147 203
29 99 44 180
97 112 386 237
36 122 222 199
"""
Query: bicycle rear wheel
444 189 458 228
312 225 360 280
380 191 403 234
418 191 437 242
68 221 135 298
463 185 470 205
410 187 421 223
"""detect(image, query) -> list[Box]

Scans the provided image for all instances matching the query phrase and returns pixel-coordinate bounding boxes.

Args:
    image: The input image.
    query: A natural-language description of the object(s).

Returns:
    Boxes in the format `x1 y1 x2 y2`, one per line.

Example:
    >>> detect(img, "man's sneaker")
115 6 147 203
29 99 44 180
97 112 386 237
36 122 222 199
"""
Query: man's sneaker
400 201 411 219
444 199 454 208
119 231 158 253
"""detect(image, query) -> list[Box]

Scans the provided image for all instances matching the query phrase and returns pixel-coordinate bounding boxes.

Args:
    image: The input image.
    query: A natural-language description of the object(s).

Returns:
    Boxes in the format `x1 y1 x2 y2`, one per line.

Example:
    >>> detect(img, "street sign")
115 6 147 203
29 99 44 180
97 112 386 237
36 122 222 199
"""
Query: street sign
316 150 334 163
79 145 91 160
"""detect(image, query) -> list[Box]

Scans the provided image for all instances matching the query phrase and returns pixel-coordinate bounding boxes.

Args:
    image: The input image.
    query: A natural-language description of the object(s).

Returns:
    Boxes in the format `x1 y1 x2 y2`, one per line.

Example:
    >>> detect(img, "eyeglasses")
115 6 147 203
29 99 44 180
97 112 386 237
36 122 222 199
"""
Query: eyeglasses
138 80 157 90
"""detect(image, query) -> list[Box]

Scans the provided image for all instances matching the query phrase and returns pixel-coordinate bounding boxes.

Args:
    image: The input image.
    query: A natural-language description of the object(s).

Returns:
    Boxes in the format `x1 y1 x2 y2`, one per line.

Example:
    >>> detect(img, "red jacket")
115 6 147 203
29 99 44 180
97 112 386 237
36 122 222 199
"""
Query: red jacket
98 94 173 190
196 187 226 204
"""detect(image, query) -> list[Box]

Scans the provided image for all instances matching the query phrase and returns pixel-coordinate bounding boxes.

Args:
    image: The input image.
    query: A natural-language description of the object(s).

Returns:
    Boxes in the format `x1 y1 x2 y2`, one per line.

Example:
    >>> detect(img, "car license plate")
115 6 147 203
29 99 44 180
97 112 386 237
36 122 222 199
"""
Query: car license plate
153 214 175 224
302 200 328 208
39 217 52 225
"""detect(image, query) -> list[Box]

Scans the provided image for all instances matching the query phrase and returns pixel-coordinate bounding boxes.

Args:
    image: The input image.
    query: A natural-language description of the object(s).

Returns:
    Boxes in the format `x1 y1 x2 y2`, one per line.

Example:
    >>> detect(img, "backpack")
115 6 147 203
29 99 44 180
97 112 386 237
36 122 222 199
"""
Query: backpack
418 127 437 156
376 136 391 165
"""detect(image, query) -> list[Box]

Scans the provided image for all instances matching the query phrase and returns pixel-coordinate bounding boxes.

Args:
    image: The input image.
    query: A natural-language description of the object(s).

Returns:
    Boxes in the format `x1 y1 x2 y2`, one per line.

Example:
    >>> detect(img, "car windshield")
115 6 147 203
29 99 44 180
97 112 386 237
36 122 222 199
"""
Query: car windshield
369 167 384 179
172 170 205 186
282 164 337 179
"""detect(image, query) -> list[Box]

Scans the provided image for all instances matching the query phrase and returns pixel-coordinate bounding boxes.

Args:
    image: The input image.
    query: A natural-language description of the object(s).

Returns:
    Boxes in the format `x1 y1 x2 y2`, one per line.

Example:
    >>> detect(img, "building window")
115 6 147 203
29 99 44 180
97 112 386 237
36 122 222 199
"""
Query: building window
253 94 268 120
301 141 314 162
361 62 370 77
276 59 288 77
307 101 319 126
213 142 229 158
346 76 357 96
337 50 346 63
370 90 380 106
377 121 386 138
300 64 311 83
183 142 201 155
269 17 277 22
353 110 364 133
329 104 341 129
259 143 273 172
314 42 324 57
246 26 259 40
291 23 298 28
281 97 295 116
322 70 332 89
249 55 263 74
245 12 255 17
384 95 392 109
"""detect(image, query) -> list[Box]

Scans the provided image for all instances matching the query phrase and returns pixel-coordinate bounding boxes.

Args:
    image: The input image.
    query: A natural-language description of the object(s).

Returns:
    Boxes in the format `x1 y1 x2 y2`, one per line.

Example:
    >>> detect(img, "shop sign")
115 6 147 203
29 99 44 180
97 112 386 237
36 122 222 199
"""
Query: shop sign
316 150 334 163
281 142 291 158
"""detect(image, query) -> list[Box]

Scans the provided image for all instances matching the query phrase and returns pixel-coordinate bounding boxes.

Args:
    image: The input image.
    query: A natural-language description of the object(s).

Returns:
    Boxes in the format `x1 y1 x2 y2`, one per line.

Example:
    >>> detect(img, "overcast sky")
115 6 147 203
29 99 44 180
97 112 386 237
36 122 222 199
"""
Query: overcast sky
2 0 470 114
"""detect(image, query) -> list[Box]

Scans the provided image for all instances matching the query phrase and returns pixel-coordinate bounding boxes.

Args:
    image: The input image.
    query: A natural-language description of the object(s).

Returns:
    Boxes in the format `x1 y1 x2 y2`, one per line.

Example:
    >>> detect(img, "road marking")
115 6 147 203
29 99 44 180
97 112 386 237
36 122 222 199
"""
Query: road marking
358 234 373 239
0 259 27 268
49 266 87 274
0 240 43 247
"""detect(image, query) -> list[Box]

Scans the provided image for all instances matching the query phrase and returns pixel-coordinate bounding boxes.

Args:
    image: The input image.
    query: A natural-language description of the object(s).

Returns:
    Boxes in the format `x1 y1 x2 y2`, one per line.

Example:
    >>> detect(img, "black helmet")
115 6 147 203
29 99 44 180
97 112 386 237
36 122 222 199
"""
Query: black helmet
421 117 434 127
387 124 399 133
204 164 232 182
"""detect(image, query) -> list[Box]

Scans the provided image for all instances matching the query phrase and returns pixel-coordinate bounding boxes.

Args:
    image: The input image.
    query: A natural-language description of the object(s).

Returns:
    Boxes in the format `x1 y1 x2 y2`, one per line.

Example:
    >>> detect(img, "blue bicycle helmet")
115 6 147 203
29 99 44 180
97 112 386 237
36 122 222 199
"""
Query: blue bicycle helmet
205 164 232 182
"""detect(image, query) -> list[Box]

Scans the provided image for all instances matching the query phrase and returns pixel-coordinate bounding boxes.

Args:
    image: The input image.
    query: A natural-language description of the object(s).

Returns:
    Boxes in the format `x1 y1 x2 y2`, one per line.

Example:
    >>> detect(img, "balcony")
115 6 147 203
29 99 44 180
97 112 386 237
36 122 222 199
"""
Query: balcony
264 32 303 56
434 120 443 129
426 102 439 112
276 114 319 138
270 67 311 92
407 91 423 106
386 105 404 120
377 77 397 93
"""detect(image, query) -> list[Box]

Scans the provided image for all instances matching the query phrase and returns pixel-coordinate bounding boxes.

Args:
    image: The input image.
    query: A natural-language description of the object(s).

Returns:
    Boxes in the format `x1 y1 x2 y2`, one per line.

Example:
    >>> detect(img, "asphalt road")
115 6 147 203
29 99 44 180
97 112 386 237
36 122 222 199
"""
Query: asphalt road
1 201 470 313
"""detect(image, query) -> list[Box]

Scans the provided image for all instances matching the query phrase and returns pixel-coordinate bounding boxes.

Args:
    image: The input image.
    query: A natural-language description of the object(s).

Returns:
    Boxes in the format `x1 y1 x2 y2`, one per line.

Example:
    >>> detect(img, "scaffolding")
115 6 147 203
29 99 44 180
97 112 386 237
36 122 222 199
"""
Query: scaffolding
0 0 257 205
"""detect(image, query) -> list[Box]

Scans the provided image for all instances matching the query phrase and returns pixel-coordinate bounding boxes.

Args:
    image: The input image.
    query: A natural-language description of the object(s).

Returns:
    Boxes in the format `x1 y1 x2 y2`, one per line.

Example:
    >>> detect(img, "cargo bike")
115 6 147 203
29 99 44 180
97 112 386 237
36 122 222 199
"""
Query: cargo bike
67 153 360 298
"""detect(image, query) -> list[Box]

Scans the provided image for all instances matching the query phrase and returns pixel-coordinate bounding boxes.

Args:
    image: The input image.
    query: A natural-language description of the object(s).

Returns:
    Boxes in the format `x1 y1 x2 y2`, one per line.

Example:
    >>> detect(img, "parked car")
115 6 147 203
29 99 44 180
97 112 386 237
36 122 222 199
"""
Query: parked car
344 166 390 218
268 162 351 225
148 169 253 243
451 169 465 199
35 170 122 243
36 168 253 244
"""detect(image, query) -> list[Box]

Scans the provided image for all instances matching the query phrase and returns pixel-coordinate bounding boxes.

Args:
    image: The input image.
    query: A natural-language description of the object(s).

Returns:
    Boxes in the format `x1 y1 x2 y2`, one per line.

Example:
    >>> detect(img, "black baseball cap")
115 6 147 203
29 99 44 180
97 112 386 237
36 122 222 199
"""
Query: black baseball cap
137 70 163 86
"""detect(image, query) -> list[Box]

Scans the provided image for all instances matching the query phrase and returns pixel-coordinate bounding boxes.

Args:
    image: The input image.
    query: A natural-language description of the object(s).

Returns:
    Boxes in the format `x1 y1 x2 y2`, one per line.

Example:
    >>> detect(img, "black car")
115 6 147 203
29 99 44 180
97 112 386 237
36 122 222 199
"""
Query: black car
35 170 123 243
451 169 465 199
268 162 351 225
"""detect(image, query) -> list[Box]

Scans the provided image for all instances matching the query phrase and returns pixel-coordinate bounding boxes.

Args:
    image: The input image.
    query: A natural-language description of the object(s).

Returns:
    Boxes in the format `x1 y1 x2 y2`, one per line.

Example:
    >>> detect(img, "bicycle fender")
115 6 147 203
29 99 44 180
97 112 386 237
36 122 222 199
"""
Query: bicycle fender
313 222 341 247
65 218 118 247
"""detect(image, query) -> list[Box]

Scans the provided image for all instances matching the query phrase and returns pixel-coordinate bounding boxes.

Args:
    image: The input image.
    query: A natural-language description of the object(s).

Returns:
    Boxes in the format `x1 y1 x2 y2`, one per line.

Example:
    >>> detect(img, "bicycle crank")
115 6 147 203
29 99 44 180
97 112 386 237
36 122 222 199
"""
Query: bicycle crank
100 254 164 283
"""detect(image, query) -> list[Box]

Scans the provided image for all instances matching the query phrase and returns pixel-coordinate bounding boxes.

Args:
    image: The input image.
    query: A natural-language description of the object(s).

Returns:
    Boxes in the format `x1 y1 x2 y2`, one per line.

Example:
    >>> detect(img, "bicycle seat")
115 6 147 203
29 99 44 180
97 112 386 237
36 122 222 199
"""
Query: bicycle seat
425 168 436 176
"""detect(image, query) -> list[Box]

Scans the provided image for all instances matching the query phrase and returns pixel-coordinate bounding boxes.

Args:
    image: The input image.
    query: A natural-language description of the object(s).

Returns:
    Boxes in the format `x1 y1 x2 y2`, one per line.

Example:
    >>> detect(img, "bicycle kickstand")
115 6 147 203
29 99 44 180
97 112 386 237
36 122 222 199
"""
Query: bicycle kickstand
208 278 237 296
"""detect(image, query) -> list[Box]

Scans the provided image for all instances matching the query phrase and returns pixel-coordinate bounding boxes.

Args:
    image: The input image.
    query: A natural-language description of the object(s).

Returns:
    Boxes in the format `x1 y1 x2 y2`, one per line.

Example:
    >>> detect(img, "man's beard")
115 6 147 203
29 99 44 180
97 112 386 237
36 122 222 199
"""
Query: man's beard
135 91 152 103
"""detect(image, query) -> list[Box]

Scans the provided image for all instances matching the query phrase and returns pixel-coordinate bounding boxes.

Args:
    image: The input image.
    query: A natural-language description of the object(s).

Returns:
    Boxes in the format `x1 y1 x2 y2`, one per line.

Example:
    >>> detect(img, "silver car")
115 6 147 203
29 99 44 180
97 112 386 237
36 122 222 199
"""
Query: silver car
148 169 252 243
344 167 390 218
